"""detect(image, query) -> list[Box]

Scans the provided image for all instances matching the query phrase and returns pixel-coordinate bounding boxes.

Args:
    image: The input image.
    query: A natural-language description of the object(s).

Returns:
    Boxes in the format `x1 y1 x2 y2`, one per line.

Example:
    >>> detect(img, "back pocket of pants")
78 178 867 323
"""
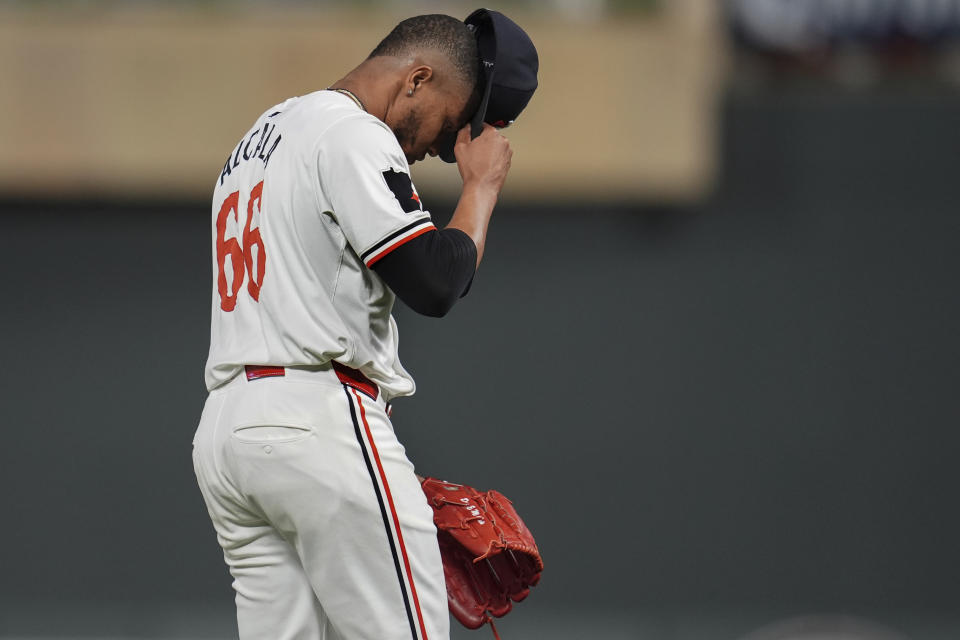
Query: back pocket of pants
231 424 314 444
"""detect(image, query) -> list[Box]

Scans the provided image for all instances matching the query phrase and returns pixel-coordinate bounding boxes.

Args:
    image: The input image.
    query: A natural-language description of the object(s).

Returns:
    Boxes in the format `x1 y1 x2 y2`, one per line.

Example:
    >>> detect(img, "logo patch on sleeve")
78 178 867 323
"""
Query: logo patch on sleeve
382 169 423 213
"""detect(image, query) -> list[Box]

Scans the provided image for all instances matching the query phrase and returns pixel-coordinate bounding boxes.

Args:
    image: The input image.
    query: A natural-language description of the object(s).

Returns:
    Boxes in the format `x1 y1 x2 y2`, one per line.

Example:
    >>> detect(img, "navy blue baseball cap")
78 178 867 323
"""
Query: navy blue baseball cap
438 8 539 163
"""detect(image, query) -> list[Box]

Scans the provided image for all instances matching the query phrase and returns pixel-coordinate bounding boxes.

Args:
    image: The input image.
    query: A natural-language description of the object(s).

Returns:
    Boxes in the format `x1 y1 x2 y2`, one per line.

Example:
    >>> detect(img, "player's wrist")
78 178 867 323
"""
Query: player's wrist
459 179 500 209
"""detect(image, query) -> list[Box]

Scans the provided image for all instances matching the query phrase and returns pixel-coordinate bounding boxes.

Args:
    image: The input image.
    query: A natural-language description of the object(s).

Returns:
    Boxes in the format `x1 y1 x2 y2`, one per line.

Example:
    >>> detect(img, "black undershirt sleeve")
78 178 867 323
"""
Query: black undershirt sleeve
372 228 478 318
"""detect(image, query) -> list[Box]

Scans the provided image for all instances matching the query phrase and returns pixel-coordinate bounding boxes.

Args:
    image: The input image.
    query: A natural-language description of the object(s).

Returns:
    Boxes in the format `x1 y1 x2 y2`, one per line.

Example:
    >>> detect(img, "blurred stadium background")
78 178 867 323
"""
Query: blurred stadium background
2 0 959 638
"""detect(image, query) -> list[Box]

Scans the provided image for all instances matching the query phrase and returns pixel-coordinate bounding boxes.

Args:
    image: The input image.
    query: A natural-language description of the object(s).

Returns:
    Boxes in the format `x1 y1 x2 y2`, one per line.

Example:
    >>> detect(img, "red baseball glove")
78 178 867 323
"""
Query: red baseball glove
420 477 544 636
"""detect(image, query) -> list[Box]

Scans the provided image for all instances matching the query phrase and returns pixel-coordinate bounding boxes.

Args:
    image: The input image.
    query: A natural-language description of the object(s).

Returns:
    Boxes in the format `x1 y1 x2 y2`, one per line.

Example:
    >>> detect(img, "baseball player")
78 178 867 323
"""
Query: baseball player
192 10 538 640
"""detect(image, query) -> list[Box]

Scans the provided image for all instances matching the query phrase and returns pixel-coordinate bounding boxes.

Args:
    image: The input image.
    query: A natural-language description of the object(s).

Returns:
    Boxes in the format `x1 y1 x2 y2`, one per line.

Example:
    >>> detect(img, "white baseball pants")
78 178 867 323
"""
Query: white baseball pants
192 365 449 640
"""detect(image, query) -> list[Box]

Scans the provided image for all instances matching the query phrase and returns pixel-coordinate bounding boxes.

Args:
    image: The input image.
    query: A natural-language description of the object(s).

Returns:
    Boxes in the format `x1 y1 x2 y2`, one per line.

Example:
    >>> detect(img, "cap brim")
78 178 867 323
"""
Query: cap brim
470 66 495 139
437 8 498 164
437 68 494 163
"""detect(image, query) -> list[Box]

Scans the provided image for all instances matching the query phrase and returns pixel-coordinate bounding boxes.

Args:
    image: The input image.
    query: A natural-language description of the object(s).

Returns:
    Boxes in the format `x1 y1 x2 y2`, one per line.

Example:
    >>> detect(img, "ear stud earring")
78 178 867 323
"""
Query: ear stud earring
407 89 414 96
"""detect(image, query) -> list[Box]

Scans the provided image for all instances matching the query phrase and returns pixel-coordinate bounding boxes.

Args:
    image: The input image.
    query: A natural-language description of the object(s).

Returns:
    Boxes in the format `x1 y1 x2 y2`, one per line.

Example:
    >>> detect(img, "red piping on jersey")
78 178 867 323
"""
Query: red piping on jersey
364 224 436 268
352 388 430 640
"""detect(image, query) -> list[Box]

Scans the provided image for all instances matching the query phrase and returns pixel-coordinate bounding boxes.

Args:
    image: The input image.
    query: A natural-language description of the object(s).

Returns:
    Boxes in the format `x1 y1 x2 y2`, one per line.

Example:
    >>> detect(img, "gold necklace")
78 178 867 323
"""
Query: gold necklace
328 88 366 112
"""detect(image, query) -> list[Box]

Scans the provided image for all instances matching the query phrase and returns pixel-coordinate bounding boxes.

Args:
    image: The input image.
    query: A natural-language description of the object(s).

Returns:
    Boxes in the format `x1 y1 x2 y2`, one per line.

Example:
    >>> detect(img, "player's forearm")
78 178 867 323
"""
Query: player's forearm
445 181 499 267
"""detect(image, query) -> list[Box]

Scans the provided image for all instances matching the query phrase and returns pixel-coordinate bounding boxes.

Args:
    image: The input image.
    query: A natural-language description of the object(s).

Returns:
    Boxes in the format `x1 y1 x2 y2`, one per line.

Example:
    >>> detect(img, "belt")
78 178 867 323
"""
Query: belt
243 362 379 401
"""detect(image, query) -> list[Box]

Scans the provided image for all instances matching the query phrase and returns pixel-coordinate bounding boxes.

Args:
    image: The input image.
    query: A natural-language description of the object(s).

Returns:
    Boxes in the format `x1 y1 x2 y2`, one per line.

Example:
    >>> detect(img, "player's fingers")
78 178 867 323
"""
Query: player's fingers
456 124 472 145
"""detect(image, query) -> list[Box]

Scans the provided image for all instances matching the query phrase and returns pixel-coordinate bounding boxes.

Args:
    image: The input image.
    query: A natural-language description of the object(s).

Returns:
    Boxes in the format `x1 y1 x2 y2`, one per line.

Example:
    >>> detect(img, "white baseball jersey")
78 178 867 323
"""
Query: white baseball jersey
204 90 436 400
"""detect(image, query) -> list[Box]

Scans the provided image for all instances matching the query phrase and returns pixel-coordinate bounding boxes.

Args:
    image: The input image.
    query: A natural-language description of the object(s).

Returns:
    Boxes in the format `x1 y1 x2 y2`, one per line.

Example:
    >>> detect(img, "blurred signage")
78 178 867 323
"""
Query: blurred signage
730 0 960 51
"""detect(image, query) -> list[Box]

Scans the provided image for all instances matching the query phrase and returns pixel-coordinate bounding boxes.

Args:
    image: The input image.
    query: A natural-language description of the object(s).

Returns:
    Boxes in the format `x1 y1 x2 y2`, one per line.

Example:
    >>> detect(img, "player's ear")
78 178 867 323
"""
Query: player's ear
407 65 434 95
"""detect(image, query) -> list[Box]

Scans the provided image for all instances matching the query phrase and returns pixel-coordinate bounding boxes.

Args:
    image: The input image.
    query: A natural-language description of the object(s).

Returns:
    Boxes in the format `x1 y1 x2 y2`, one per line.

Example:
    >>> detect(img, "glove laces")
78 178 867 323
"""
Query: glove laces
484 613 502 640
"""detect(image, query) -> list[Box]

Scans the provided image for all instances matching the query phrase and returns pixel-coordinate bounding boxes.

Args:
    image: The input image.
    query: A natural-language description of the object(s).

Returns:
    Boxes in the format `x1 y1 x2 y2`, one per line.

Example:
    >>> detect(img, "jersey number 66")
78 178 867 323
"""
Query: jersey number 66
216 180 266 312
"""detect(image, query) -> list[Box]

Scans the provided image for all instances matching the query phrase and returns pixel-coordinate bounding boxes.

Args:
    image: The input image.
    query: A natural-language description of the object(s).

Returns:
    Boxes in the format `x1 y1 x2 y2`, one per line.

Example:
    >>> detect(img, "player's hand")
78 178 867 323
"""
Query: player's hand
454 123 512 194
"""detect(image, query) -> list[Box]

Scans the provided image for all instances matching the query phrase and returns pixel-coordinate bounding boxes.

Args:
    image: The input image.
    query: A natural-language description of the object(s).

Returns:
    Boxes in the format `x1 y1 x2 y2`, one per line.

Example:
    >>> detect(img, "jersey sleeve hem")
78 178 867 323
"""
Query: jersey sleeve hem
361 217 436 268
